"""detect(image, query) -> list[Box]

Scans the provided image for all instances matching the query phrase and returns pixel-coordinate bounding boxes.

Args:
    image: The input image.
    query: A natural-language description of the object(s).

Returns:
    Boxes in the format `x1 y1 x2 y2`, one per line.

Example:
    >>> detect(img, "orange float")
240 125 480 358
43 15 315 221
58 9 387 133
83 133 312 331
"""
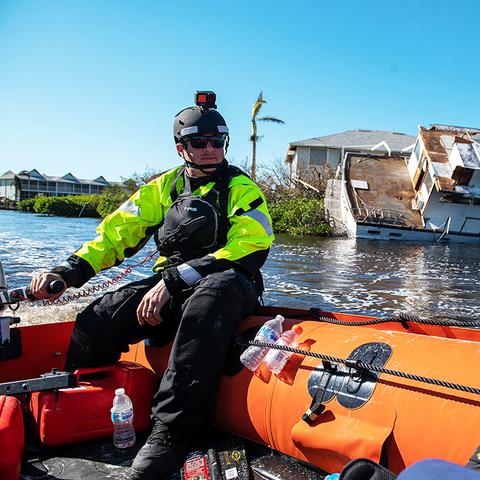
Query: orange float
212 307 480 474
1 306 480 476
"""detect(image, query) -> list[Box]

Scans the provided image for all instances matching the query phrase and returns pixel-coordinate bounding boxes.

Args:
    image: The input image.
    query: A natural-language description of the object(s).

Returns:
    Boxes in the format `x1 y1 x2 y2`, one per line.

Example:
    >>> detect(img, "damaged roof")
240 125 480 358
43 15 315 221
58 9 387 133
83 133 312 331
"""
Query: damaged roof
419 125 480 192
455 142 480 169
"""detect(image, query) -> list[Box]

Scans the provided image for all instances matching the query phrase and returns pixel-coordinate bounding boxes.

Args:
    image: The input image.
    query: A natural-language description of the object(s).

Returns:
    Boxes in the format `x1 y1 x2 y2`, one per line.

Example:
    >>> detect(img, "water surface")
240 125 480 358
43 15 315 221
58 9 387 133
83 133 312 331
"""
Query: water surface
1 210 479 324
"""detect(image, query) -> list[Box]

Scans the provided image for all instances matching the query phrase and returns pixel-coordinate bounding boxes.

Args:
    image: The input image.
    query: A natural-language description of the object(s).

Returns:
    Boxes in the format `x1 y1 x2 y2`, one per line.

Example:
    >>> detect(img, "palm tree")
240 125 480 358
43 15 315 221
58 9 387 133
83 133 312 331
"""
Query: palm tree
250 92 285 180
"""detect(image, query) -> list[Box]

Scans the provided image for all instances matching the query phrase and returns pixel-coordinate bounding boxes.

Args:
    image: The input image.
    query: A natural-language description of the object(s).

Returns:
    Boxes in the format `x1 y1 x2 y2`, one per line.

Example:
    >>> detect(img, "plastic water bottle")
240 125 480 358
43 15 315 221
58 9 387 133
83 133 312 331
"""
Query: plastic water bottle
240 315 285 371
263 325 303 374
111 387 136 448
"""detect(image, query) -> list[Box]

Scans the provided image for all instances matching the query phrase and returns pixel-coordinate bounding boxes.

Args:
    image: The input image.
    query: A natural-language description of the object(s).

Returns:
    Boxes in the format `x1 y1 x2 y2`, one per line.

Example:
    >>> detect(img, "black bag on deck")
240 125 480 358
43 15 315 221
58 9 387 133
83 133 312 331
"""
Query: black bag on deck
250 454 326 480
339 458 396 480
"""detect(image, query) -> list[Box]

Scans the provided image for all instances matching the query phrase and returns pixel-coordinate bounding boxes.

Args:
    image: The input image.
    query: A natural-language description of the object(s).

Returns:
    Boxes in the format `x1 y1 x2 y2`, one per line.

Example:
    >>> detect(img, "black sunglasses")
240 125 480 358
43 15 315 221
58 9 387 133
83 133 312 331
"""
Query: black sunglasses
185 135 226 149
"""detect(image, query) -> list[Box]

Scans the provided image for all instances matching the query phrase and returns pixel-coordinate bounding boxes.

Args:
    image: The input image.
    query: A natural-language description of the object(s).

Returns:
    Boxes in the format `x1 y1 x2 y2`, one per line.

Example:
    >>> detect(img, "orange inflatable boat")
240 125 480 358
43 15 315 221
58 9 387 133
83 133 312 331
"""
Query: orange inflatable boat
212 306 480 474
1 305 480 478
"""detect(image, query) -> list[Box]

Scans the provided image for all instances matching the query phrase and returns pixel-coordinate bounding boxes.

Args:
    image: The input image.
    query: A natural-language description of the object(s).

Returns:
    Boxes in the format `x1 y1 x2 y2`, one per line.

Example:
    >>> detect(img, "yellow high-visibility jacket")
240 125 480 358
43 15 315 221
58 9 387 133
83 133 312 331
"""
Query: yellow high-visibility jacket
52 165 274 294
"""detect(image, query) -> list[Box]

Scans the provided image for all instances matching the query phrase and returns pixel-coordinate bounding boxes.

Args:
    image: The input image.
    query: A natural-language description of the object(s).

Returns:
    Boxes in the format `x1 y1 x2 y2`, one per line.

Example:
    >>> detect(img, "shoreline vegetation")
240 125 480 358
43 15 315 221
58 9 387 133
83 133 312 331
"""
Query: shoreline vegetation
16 164 332 237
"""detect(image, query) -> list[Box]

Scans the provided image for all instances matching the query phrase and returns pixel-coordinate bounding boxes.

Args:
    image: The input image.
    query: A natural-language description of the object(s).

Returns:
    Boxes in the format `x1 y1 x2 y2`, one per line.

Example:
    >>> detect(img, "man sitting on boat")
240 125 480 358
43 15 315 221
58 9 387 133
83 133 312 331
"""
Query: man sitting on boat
29 91 274 479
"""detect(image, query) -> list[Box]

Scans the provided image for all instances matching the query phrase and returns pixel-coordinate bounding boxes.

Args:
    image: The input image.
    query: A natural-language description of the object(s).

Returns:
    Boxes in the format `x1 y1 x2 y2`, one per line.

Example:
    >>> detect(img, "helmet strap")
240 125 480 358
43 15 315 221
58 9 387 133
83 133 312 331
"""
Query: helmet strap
224 134 230 154
183 158 227 174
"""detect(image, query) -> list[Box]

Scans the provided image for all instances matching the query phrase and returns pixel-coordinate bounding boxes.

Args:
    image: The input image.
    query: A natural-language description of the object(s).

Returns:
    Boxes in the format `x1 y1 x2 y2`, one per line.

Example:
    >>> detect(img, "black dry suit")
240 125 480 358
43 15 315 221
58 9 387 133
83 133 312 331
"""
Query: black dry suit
59 162 274 437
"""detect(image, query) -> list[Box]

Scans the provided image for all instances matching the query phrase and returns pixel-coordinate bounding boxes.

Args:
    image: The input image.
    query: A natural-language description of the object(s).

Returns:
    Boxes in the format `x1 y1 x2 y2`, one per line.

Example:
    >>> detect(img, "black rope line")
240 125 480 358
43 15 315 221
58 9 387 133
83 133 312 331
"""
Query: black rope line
309 308 480 329
238 338 480 396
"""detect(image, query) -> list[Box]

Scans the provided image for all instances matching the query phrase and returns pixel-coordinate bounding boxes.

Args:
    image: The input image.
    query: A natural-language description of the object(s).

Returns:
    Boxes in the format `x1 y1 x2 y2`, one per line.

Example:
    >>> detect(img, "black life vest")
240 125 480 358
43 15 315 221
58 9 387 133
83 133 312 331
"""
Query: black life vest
155 165 245 263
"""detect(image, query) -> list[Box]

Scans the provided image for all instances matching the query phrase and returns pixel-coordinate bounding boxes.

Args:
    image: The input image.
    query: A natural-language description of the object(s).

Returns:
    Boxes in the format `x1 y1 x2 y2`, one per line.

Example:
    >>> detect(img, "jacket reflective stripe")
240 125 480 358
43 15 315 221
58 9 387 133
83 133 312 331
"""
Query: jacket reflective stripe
242 210 273 236
178 263 203 286
118 199 141 216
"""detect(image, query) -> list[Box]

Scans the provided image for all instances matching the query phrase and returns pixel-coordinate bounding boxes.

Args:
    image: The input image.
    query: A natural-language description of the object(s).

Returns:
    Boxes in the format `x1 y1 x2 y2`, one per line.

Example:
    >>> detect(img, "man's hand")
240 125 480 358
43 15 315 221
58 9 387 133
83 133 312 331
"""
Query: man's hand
30 272 67 301
136 279 171 326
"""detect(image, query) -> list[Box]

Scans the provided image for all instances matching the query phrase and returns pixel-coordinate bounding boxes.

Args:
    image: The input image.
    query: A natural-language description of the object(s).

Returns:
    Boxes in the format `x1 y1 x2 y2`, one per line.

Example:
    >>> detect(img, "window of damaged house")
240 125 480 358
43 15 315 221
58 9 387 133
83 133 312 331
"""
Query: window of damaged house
424 169 434 192
414 139 423 164
309 147 328 166
414 161 427 191
453 166 474 186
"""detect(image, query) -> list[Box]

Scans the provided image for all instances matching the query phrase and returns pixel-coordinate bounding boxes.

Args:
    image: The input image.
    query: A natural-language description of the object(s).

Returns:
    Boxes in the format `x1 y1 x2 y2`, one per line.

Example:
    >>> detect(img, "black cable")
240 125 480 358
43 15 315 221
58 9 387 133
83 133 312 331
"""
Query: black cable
238 338 480 396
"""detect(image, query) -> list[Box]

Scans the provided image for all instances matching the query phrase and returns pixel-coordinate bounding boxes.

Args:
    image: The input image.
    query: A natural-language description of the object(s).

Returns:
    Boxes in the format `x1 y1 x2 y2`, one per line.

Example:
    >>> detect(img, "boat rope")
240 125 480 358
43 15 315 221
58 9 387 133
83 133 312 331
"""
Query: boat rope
37 250 158 307
308 308 480 329
238 338 480 396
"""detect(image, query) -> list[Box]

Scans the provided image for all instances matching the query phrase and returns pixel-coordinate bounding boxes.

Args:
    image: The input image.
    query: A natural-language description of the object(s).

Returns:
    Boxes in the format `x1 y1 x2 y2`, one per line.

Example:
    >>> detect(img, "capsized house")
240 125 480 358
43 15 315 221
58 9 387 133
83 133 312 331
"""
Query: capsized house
0 169 114 202
325 124 480 242
284 129 416 179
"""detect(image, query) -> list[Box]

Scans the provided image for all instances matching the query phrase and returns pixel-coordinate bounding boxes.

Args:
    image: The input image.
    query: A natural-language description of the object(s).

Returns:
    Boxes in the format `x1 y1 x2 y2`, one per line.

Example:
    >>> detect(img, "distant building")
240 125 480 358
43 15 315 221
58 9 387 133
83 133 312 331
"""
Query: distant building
0 169 114 202
284 129 416 179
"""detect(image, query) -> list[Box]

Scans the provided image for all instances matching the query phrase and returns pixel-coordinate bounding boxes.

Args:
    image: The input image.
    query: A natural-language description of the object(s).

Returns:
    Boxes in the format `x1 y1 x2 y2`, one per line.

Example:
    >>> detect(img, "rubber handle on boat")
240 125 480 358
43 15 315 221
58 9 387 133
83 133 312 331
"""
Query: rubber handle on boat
47 280 66 295
1 279 66 304
22 279 65 300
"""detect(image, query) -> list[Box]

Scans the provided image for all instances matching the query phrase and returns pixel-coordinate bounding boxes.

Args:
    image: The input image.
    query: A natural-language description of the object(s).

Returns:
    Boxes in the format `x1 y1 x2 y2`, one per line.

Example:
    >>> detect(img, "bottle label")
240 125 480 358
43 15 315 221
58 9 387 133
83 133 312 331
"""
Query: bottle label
257 325 280 342
111 408 133 423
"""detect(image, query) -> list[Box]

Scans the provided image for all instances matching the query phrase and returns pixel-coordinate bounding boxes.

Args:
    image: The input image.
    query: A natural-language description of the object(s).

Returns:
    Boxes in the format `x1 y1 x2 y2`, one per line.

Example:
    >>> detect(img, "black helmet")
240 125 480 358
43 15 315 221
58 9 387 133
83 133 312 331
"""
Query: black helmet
173 92 230 173
173 106 229 143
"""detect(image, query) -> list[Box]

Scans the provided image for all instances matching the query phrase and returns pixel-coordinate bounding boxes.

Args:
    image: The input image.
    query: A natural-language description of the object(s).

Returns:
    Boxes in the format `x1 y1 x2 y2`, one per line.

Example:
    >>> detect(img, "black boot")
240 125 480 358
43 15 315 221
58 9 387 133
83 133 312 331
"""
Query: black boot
130 421 184 479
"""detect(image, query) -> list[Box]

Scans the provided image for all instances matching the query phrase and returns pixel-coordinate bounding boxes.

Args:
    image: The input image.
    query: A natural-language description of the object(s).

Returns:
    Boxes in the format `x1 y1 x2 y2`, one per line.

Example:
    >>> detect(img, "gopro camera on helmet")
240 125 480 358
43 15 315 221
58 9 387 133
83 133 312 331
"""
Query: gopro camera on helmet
195 91 217 110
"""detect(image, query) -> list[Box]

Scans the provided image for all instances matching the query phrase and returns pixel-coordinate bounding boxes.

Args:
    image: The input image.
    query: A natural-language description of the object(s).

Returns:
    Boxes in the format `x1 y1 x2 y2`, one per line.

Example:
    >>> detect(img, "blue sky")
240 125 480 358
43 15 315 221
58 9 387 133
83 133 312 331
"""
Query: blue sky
1 0 479 181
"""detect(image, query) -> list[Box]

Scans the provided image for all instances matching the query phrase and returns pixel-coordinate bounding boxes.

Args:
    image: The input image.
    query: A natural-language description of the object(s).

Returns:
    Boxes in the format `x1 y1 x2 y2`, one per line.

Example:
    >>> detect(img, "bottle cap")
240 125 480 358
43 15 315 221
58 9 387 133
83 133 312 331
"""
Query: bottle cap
115 388 125 395
292 325 303 334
